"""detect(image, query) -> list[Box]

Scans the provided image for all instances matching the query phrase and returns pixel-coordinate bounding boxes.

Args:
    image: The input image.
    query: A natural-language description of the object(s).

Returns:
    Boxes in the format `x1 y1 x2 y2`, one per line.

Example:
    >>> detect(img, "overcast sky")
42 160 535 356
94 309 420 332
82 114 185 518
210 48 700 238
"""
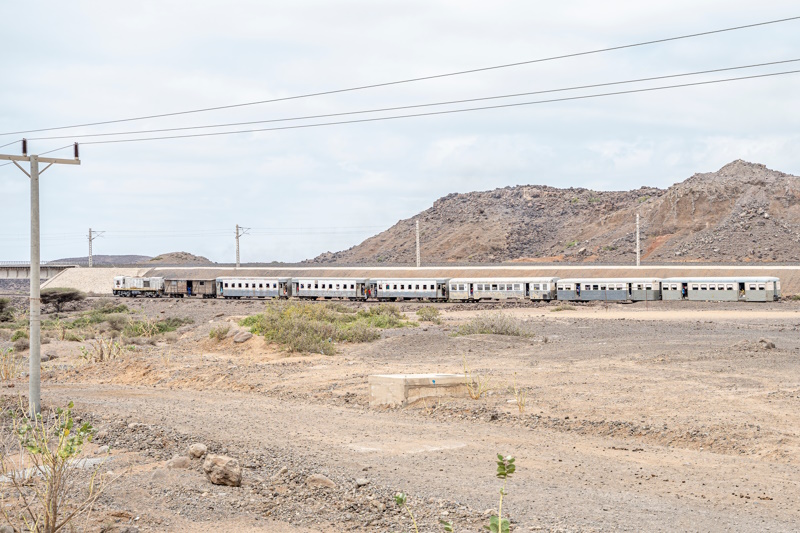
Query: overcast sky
1 1 799 263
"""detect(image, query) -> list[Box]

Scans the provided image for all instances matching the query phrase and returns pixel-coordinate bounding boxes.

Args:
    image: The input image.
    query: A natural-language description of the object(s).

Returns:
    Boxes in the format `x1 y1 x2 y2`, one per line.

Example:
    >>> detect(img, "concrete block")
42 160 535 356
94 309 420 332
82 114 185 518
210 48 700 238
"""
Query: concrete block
368 374 467 407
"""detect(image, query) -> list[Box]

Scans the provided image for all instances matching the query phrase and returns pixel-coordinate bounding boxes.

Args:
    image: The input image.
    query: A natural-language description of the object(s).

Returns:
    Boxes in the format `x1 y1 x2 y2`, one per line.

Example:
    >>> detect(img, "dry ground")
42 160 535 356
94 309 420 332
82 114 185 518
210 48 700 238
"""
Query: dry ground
3 297 800 532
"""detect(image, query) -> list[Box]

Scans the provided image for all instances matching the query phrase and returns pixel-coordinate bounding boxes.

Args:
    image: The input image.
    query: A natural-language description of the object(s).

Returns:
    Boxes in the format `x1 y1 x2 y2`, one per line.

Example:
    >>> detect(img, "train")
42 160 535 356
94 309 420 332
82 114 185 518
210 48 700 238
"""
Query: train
113 275 782 303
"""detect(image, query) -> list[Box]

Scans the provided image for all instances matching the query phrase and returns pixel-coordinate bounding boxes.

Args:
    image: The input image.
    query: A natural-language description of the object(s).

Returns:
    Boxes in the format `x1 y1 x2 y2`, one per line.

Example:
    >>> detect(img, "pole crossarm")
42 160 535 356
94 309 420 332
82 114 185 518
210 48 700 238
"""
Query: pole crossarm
0 154 81 165
12 160 31 177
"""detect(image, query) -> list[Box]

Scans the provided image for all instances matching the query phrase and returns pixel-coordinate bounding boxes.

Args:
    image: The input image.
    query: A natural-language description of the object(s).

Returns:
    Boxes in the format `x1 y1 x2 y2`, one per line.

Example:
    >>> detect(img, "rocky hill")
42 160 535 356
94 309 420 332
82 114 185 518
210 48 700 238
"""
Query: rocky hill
145 252 213 265
309 160 800 264
53 254 151 265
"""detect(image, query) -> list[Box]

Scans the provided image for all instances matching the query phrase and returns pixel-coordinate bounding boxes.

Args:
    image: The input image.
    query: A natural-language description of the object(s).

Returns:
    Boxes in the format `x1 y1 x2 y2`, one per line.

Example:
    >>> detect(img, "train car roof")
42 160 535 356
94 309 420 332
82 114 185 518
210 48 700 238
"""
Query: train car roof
372 278 450 282
448 277 558 283
216 276 291 281
293 277 369 282
661 276 780 282
557 278 661 283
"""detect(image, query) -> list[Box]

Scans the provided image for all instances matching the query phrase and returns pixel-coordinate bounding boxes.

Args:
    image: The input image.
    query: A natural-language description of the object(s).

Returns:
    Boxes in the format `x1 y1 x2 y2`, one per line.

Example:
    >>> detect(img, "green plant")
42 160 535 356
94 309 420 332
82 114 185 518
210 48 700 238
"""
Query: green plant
40 288 86 313
588 197 601 204
485 455 516 533
638 195 650 203
393 492 419 533
0 347 21 381
11 329 28 342
454 314 533 337
1 401 112 533
416 306 441 324
209 325 231 341
570 197 579 204
550 304 576 312
464 357 493 400
566 240 578 248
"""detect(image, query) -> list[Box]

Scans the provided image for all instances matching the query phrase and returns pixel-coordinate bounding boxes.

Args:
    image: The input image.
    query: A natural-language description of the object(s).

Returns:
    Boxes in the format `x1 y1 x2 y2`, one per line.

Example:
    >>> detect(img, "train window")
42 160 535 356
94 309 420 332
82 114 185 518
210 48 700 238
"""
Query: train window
533 284 540 290
758 284 765 290
672 284 679 290
245 283 250 288
393 285 398 290
491 284 497 290
700 284 707 290
749 284 756 290
513 284 520 290
224 283 229 288
599 285 606 290
506 284 512 290
591 285 598 290
238 283 242 288
423 284 427 290
663 285 669 290
645 284 652 290
314 283 318 289
335 284 340 290
200 281 205 285
691 284 698 290
415 284 419 290
710 284 717 290
350 284 354 289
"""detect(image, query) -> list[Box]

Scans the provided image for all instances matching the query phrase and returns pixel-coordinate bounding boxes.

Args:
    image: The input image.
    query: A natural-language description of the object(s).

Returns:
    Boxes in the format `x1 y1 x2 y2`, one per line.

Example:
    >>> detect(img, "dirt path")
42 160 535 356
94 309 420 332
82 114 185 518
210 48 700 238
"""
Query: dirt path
42 383 800 532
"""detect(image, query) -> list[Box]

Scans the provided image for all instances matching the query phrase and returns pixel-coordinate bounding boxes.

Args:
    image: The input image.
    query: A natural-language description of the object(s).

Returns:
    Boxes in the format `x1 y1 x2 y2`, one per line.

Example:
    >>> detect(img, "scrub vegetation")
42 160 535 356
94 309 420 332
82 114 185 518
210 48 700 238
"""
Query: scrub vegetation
453 313 534 337
240 301 413 355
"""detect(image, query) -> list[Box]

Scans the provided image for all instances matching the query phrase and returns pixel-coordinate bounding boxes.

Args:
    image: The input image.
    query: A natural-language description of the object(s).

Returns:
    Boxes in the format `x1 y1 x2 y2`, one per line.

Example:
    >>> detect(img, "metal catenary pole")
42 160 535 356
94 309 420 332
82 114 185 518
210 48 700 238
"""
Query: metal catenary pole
88 227 93 267
1 142 81 416
235 224 240 268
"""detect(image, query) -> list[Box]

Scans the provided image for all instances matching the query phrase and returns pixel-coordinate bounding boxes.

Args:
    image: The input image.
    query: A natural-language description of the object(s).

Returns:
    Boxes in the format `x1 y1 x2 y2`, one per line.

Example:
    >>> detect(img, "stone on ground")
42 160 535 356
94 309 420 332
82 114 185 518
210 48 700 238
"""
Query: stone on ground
203 454 242 486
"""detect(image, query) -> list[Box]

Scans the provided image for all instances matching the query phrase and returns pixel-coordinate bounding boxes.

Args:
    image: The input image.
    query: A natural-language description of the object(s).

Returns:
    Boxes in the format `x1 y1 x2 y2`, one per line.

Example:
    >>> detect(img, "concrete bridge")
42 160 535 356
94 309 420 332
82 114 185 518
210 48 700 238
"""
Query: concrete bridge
0 262 78 279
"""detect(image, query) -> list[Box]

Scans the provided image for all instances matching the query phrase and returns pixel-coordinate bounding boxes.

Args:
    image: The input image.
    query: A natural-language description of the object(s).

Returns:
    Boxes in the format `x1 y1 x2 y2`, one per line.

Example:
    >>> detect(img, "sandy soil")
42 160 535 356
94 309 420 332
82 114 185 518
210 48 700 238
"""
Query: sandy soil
3 298 800 532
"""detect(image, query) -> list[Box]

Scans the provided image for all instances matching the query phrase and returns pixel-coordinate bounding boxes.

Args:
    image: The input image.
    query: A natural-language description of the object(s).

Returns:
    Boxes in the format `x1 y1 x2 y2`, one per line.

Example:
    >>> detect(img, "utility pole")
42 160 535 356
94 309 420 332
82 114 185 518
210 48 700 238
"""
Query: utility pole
88 227 104 267
235 224 250 268
415 220 421 268
636 213 641 267
1 140 81 416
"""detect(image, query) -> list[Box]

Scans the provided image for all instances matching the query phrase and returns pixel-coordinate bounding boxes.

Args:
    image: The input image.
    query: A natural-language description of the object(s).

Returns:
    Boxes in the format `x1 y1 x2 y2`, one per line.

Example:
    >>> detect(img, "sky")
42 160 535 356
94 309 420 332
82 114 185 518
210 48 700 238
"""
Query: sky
1 1 799 263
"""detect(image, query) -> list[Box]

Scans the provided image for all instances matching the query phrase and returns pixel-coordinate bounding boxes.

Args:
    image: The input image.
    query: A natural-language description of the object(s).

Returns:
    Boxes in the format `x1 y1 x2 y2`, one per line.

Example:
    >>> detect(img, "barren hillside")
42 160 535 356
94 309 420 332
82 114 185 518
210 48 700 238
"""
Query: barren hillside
309 160 800 264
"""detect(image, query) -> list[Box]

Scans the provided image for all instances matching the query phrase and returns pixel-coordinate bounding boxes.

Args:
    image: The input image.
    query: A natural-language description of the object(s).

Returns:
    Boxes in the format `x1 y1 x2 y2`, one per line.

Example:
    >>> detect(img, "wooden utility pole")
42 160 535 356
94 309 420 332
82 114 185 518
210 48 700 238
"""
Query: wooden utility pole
0 141 81 416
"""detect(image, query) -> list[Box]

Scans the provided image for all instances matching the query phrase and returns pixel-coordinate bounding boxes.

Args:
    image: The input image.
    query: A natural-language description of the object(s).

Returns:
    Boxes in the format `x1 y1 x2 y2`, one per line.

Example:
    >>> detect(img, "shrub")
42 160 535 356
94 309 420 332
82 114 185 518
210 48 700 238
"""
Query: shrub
124 316 192 338
11 329 28 342
13 338 29 352
79 337 123 362
241 301 409 355
209 325 230 341
551 304 576 312
0 298 13 322
415 306 441 324
40 288 86 313
104 314 129 332
1 401 112 532
454 313 534 337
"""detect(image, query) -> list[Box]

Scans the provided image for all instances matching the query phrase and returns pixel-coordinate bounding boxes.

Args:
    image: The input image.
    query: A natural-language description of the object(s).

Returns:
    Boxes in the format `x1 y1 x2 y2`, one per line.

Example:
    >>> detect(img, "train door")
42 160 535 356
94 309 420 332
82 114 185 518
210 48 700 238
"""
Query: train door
575 283 581 298
738 282 746 300
187 280 193 296
681 283 688 300
627 283 632 298
525 283 530 298
469 283 474 300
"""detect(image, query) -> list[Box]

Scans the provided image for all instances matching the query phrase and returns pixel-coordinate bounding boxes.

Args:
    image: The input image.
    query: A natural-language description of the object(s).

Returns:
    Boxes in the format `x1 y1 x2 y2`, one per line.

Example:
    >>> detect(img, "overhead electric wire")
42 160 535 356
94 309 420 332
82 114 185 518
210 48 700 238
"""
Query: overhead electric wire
2 14 799 137
0 139 20 149
26 58 800 142
71 68 800 146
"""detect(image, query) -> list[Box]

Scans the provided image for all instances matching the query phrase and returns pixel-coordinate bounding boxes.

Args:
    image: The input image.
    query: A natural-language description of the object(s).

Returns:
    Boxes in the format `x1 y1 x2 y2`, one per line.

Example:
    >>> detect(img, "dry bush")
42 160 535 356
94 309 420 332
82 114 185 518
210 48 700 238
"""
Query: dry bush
463 357 493 400
0 347 22 381
79 337 123 363
512 373 526 414
13 338 29 352
550 304 576 312
209 325 230 341
454 313 534 337
416 306 442 324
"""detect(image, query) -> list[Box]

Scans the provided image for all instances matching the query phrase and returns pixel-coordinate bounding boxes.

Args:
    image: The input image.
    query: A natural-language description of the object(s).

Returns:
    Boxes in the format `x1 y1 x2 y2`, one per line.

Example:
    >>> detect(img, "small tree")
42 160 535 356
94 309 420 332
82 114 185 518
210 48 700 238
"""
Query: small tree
0 298 13 322
1 401 112 533
40 289 86 313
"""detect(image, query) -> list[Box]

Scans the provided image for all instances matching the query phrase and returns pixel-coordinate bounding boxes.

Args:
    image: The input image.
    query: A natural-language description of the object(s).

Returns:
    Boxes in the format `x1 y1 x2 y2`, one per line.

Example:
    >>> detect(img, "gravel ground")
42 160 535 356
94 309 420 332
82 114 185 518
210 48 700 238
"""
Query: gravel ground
3 298 800 531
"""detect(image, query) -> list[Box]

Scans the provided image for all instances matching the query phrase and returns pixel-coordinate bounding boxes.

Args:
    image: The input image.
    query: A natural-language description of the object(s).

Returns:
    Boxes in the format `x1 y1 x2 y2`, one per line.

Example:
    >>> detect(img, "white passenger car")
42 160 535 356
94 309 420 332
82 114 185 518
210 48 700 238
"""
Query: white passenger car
371 278 449 301
292 278 369 300
448 277 558 301
216 277 291 299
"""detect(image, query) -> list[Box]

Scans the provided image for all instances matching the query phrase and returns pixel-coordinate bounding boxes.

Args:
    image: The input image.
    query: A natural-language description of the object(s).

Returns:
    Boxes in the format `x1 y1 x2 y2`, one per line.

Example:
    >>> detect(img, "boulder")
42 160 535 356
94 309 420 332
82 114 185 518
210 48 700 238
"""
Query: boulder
188 442 208 459
306 473 336 489
203 454 242 486
233 332 253 343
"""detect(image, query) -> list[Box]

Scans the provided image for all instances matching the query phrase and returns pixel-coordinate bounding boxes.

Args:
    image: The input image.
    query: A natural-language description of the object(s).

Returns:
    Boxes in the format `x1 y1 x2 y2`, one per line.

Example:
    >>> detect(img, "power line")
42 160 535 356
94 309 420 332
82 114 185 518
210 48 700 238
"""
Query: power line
75 68 800 146
26 58 800 142
2 14 798 137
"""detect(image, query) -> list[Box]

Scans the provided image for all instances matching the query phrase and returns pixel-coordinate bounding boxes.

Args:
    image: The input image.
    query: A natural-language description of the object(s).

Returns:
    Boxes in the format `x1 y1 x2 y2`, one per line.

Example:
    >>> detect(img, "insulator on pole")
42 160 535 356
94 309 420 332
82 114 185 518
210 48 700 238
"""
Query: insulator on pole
22 138 27 156
74 142 79 160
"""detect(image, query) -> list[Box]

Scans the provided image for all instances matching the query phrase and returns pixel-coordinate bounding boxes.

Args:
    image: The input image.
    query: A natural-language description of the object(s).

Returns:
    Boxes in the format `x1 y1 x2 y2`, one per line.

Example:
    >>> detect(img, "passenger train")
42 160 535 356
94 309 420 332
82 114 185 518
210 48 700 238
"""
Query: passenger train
113 275 781 303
